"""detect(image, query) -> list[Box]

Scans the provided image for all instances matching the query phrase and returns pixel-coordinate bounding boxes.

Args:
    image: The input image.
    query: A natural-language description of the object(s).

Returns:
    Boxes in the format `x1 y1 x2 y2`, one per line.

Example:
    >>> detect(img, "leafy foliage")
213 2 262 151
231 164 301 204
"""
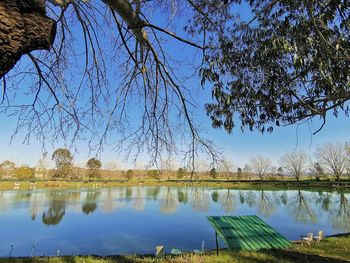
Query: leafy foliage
177 168 186 179
200 0 350 134
86 158 102 170
86 158 102 180
52 148 73 169
15 166 34 180
0 160 15 178
52 148 73 178
147 169 160 180
126 169 133 180
209 167 217 179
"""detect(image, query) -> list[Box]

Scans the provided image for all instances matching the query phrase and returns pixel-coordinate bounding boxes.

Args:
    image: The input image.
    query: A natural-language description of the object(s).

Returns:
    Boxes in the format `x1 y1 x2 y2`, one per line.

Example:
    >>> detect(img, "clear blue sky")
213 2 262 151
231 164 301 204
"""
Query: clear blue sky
0 2 349 169
0 100 348 169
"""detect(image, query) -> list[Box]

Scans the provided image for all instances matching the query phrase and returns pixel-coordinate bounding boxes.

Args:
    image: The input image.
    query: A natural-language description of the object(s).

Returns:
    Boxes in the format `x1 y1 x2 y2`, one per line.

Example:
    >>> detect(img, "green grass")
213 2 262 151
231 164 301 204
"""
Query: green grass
1 235 350 263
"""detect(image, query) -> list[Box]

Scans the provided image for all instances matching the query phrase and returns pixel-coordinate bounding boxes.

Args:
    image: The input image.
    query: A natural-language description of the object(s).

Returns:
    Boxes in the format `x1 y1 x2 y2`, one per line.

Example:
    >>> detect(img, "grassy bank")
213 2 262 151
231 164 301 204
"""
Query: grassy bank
1 234 350 262
0 178 349 191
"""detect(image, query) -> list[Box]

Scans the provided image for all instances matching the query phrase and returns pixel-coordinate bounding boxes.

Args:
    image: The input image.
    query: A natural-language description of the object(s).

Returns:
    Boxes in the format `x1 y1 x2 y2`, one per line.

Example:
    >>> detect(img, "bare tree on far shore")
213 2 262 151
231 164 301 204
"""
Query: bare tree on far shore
250 155 271 180
315 142 349 181
280 150 309 181
104 161 119 181
217 158 235 180
242 164 252 181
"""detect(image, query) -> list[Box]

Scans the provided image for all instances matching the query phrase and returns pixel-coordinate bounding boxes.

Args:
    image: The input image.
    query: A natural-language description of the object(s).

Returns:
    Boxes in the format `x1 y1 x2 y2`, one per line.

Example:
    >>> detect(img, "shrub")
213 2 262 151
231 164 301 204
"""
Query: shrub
177 168 186 179
126 169 133 180
210 168 217 179
147 169 160 180
15 166 34 180
236 168 242 179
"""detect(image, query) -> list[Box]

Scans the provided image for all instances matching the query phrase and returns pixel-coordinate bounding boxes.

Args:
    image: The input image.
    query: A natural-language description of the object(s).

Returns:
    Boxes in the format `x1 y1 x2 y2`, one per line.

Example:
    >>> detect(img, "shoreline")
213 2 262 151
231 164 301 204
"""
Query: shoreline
0 233 349 262
0 179 349 191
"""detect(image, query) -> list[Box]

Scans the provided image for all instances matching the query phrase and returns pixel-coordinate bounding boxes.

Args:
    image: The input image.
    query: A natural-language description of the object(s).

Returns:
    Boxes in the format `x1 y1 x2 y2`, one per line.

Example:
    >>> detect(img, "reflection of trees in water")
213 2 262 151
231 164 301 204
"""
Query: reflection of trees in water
211 191 219 203
133 187 145 211
288 190 317 224
257 191 276 216
239 191 245 204
0 192 8 213
101 188 118 213
82 190 100 215
66 191 81 202
42 192 66 225
245 191 256 207
159 187 179 214
280 192 288 205
321 193 331 212
126 187 132 201
64 190 82 212
314 192 331 212
331 193 350 231
219 189 234 213
271 191 281 205
191 188 210 212
146 186 160 200
29 192 45 220
15 192 31 202
178 189 188 203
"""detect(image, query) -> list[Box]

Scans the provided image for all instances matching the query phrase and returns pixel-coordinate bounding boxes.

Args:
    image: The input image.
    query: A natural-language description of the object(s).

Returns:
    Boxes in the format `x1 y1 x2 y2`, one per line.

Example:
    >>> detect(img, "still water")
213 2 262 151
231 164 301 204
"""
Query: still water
0 186 349 256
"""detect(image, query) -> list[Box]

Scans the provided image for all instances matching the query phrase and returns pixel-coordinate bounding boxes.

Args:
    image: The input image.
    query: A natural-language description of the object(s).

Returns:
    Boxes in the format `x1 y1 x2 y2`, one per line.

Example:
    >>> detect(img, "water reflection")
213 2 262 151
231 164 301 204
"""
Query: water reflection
288 190 317 224
0 187 349 233
211 191 219 203
159 187 179 214
101 188 124 213
245 190 256 207
280 191 288 205
257 191 276 217
133 187 145 211
191 188 210 212
331 193 350 231
82 190 100 215
146 186 160 200
219 189 235 213
177 190 188 203
42 192 66 225
321 193 331 212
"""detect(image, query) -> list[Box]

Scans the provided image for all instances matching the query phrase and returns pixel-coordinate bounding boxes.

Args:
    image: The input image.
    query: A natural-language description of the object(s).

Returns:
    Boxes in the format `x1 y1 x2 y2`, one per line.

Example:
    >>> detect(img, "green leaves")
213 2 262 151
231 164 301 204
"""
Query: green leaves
199 0 350 134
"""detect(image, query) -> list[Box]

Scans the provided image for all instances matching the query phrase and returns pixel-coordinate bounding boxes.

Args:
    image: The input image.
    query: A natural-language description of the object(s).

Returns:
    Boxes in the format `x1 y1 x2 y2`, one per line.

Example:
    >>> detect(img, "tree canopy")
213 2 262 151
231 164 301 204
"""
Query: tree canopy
86 158 102 170
0 160 15 171
203 0 350 134
86 157 102 180
52 148 73 168
0 0 349 168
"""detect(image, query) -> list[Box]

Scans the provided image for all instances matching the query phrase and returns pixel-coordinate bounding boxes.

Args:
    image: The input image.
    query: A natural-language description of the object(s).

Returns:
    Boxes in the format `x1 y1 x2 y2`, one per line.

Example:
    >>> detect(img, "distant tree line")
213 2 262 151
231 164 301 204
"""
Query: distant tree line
0 142 349 182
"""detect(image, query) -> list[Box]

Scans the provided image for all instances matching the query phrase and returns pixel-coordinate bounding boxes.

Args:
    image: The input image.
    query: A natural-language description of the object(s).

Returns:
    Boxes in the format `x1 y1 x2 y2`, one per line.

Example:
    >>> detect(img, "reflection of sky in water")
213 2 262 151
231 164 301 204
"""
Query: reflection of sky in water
0 187 349 256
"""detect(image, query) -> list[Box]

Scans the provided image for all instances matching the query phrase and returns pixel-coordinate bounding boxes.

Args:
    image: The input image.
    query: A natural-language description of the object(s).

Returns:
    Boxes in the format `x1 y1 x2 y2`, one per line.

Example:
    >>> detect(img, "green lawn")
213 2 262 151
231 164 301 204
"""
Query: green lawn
1 235 349 263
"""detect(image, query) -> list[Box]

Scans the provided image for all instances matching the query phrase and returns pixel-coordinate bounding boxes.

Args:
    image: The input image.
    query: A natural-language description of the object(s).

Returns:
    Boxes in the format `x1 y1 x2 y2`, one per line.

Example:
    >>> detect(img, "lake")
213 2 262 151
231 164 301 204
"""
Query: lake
0 186 349 256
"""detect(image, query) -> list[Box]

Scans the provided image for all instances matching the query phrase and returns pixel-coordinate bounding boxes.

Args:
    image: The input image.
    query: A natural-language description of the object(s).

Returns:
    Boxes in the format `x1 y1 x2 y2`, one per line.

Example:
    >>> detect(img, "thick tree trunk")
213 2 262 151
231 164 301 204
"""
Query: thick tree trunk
0 0 56 79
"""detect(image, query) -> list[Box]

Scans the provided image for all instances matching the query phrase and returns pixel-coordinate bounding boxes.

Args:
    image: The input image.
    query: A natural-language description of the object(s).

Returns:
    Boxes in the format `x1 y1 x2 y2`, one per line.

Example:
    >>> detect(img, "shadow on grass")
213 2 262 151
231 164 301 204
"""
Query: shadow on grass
262 249 349 263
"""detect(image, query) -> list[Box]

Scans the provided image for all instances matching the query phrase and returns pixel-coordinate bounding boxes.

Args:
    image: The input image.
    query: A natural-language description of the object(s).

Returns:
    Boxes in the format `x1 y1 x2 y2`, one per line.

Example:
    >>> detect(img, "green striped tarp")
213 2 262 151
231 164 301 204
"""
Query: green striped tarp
207 215 291 251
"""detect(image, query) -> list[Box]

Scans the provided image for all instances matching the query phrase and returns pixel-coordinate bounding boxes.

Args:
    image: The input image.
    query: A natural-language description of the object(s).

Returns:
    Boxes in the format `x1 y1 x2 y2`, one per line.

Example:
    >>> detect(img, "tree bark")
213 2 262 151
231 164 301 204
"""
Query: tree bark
103 0 149 46
0 0 56 79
